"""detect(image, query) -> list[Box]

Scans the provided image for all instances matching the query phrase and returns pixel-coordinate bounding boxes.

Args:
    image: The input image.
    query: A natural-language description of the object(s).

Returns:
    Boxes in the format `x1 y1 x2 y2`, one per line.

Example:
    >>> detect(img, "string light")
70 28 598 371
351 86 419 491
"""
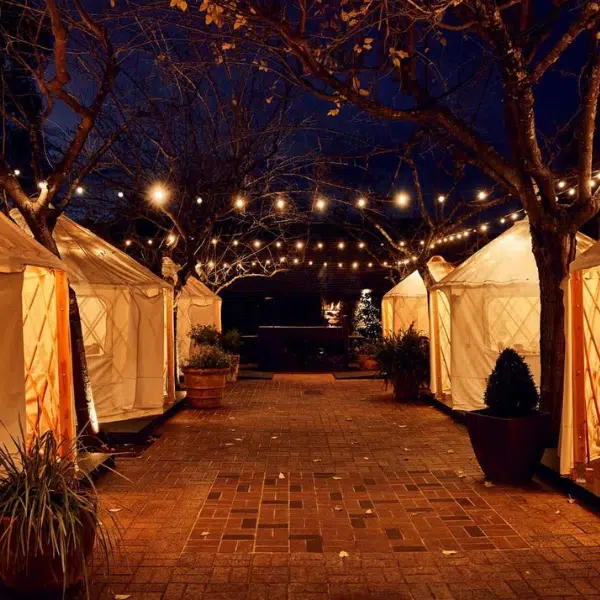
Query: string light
212 238 218 245
234 196 246 209
118 191 124 198
252 261 257 266
315 198 326 211
75 186 84 195
208 260 215 268
395 192 409 207
511 212 518 220
500 217 506 224
149 184 168 205
233 240 239 246
38 181 48 189
323 262 328 267
280 256 286 263
352 262 358 269
477 190 487 200
13 169 20 176
275 198 286 210
224 262 230 268
368 262 373 267
399 241 406 247
337 242 345 250
266 259 271 265
253 240 261 248
276 241 282 248
197 196 203 204
338 262 343 268
124 239 132 247
167 233 176 245
568 188 576 196
295 241 304 250
438 195 446 203
356 197 367 209
480 224 488 232
383 261 389 267
308 260 313 266
293 258 299 264
358 242 366 249
317 242 324 249
558 181 566 189
147 239 153 245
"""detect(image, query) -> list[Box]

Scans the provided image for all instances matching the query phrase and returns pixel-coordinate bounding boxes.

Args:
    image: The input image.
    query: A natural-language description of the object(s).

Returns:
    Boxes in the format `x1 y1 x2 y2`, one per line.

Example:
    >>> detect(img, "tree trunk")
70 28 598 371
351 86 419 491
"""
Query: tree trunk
529 222 575 443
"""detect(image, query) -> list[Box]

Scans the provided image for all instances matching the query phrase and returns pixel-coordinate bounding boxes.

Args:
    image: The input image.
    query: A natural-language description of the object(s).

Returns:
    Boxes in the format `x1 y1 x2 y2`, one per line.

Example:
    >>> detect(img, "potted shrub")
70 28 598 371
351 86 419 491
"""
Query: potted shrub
189 324 221 349
0 430 111 596
356 339 379 371
221 329 242 382
465 348 550 484
374 325 429 401
183 344 232 408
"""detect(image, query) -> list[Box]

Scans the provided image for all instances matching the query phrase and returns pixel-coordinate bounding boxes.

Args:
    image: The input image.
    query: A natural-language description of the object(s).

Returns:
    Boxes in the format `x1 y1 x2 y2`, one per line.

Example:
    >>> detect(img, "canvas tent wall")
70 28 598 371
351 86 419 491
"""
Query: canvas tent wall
0 213 74 452
560 241 600 476
381 256 454 336
177 277 222 370
13 212 176 424
430 219 593 412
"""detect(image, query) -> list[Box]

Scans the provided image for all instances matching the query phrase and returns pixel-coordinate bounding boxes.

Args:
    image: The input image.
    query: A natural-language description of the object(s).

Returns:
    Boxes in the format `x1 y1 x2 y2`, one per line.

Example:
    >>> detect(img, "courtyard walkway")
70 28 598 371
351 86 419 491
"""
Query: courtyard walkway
93 375 600 599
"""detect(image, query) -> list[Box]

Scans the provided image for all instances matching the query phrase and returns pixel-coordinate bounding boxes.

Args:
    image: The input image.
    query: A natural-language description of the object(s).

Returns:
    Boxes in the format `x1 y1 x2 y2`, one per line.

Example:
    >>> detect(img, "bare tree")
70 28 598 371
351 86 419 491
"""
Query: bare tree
170 0 600 437
0 0 126 440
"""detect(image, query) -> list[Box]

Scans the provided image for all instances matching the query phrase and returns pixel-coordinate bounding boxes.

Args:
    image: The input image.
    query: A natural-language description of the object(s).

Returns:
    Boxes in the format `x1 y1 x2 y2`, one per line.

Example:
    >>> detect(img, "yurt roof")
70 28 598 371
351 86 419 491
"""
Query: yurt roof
12 211 170 288
0 212 65 274
181 276 222 301
435 219 594 289
569 239 600 273
383 256 454 298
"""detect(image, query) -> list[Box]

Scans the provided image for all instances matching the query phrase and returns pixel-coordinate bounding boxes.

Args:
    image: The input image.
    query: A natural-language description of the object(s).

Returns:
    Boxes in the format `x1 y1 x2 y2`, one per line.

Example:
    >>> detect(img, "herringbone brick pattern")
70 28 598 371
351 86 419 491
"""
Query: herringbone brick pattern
88 374 600 599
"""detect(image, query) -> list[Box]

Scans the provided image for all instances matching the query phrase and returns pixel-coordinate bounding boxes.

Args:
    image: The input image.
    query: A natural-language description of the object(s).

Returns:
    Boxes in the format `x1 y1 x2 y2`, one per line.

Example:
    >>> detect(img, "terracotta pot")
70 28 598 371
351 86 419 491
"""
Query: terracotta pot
183 367 229 408
0 514 96 594
227 355 241 383
392 372 420 402
465 410 550 484
357 354 378 371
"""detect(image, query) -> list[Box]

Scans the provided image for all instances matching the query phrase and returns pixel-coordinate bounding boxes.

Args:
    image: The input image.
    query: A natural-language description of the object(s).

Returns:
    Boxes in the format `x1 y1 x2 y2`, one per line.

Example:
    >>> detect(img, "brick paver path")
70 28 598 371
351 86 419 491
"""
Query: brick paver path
92 375 600 599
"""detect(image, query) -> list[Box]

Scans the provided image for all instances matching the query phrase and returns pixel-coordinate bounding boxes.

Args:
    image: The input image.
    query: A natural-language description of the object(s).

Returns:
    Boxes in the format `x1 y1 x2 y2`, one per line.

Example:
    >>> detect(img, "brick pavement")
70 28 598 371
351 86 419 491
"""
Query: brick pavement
88 374 600 599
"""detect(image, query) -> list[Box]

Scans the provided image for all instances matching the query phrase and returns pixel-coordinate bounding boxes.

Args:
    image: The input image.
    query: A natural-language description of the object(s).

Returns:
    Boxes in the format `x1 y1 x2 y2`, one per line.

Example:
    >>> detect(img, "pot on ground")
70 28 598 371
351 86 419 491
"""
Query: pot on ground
357 354 378 371
465 410 550 484
227 354 241 383
0 515 96 594
183 367 229 408
392 371 420 402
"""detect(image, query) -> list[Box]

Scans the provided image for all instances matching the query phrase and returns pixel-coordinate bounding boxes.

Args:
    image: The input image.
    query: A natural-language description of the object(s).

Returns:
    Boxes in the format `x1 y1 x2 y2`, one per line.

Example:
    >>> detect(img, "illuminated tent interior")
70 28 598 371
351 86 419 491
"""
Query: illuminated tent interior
430 219 593 412
381 256 454 336
177 276 222 371
560 241 600 477
13 211 176 424
0 213 74 451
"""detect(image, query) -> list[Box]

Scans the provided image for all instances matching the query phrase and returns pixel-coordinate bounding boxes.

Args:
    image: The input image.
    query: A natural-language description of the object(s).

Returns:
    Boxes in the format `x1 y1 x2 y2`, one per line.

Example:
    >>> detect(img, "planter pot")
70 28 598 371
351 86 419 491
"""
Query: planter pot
183 367 229 408
357 354 378 371
0 515 96 594
392 372 420 402
227 354 241 383
465 410 550 484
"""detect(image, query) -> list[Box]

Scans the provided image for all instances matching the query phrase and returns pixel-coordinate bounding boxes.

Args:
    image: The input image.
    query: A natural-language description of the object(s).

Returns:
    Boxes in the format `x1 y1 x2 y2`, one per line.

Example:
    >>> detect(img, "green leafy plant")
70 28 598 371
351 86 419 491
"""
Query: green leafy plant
484 348 539 417
374 325 430 387
356 338 380 357
189 324 221 347
185 344 232 370
221 329 241 353
0 429 114 597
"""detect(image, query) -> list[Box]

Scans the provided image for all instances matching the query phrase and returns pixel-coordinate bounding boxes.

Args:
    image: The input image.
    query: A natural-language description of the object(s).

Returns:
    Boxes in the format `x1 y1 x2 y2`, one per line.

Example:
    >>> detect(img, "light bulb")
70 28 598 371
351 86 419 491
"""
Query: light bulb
568 188 576 196
167 233 176 245
147 239 153 245
395 192 409 207
118 191 124 198
357 197 367 208
13 169 20 176
558 181 566 189
293 258 299 264
368 262 373 267
352 262 358 269
253 240 261 248
75 186 84 195
280 256 286 263
358 242 365 249
276 198 286 210
235 196 246 209
197 196 203 204
511 212 518 220
315 198 326 211
308 260 313 266
477 191 487 200
124 239 132 247
338 262 343 268
149 184 167 204
500 217 506 224
317 242 324 249
296 241 304 249
208 261 215 268
323 262 328 267
438 195 445 203
480 224 488 232
233 240 239 246
276 241 282 248
337 242 345 250
212 238 218 245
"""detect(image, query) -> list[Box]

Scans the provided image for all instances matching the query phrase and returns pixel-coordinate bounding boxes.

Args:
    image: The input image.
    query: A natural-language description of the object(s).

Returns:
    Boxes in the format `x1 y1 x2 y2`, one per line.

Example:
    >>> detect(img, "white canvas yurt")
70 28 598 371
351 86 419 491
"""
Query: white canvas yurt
381 256 454 336
177 277 222 370
430 218 593 412
0 213 75 451
560 241 600 476
13 212 176 424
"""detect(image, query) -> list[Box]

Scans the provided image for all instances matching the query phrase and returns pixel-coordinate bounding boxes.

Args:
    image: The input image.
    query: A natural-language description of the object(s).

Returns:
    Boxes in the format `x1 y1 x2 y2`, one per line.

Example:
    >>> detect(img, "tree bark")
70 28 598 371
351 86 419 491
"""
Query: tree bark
529 221 575 443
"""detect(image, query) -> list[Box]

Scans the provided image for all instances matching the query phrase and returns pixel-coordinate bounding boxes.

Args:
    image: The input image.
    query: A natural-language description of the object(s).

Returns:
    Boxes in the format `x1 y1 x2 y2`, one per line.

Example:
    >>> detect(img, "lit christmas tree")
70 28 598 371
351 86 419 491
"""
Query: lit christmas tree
353 289 382 340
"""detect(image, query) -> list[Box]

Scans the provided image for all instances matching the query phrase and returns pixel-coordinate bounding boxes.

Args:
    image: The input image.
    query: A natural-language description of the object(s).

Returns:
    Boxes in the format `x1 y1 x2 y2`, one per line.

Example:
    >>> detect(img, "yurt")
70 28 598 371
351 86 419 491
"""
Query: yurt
177 277 222 370
13 212 176 424
430 218 593 412
381 256 454 336
0 213 75 451
560 241 600 477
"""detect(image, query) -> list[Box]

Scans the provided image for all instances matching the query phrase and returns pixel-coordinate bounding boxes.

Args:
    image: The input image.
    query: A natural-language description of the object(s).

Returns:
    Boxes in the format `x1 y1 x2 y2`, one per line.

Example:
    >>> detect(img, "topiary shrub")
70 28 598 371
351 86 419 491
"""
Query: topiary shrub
190 325 221 347
185 344 232 370
484 348 539 417
221 329 241 353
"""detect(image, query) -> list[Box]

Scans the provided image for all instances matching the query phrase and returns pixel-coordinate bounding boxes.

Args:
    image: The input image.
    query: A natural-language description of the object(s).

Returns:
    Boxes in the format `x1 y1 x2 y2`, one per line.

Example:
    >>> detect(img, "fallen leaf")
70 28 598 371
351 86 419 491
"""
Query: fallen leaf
404 448 410 452
334 505 343 511
115 595 131 600
346 417 353 421
271 436 278 440
567 496 576 504
313 458 321 462
484 481 494 488
108 508 122 513
201 531 209 536
278 472 286 479
447 449 454 454
442 550 458 556
234 438 243 441
555 510 561 515
363 457 370 461
398 425 407 428
339 550 349 558
225 443 233 446
365 509 373 515
332 476 342 480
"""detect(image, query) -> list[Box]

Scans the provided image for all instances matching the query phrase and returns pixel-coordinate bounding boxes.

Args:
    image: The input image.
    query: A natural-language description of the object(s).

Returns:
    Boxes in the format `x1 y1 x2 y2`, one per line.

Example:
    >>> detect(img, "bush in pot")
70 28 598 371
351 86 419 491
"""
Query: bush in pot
0 430 112 596
183 344 232 408
189 324 221 348
465 348 550 484
374 324 429 401
221 329 242 382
